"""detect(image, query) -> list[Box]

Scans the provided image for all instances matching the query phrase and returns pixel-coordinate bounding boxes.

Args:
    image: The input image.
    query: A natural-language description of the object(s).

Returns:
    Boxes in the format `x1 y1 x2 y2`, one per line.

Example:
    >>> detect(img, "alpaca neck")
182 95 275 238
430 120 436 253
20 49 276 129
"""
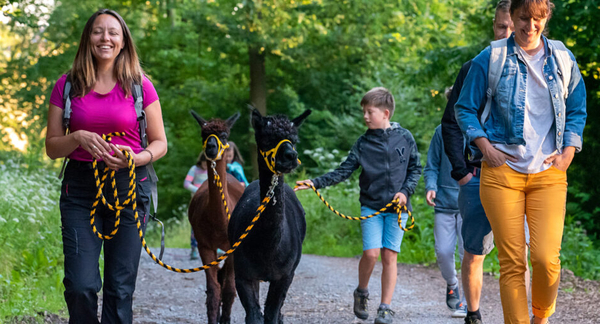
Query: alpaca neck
257 162 286 229
207 158 229 215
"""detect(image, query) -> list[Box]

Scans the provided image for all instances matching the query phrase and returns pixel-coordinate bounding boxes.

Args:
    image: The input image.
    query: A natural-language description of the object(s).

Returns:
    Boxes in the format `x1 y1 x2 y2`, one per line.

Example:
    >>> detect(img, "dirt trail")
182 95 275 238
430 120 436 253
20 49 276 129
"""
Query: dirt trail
131 248 600 324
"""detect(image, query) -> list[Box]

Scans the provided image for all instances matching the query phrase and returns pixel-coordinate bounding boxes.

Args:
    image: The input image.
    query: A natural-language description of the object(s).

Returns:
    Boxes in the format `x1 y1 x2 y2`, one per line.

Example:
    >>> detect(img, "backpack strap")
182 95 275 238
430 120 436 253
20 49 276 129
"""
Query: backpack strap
58 74 74 179
62 74 73 131
481 38 508 126
547 39 573 100
132 81 159 216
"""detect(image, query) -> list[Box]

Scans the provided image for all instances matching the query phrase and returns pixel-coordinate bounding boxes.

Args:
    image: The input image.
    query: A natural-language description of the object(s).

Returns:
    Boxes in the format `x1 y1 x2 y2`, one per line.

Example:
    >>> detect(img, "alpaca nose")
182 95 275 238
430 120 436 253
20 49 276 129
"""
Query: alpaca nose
284 148 297 162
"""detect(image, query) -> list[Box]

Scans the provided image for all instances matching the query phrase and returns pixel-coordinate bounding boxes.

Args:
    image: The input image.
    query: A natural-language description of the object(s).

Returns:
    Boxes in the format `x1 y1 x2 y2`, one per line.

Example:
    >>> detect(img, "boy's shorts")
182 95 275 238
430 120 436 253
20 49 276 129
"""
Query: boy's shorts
360 206 408 252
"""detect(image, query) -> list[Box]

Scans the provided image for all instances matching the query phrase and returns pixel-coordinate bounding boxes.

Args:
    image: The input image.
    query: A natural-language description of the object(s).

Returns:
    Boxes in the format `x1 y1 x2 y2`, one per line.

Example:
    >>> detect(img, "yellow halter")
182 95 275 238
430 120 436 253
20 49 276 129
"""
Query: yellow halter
203 134 230 161
259 139 301 175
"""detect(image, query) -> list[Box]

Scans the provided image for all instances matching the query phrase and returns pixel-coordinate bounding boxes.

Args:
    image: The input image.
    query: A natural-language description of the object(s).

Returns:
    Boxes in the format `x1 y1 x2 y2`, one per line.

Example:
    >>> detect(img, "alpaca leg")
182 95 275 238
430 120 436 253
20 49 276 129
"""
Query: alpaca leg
219 257 236 324
236 277 263 324
200 248 221 324
264 276 294 324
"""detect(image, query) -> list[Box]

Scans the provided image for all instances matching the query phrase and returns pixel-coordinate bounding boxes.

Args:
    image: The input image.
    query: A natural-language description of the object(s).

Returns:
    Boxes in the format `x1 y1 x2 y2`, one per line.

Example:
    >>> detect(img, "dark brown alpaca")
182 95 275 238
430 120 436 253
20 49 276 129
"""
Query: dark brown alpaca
188 111 244 324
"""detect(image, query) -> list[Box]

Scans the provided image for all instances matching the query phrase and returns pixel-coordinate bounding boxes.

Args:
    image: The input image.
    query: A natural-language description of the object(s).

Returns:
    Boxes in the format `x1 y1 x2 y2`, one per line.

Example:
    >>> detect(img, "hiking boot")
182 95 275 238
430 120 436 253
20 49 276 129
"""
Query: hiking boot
374 307 395 324
353 288 369 320
446 285 461 310
465 316 483 324
190 248 199 260
451 302 467 318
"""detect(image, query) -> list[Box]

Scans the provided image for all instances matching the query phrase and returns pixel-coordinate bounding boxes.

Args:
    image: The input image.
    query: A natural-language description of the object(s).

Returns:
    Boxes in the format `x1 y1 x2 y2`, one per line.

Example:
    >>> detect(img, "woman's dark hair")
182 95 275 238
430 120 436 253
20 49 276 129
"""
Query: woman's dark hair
510 0 554 20
70 9 143 97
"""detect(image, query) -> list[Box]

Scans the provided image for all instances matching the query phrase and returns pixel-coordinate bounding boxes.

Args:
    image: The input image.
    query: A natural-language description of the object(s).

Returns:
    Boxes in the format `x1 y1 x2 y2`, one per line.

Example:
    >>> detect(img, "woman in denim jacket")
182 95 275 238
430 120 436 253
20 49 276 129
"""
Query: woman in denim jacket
454 0 586 323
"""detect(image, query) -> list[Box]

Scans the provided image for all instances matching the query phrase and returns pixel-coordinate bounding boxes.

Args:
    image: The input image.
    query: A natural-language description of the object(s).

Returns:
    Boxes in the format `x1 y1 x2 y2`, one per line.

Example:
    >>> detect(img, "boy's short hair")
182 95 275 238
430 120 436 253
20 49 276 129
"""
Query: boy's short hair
361 87 395 118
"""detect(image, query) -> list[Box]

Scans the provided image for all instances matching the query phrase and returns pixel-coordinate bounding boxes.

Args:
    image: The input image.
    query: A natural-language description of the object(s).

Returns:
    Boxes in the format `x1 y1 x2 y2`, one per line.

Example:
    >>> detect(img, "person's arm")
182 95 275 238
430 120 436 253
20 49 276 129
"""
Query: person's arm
184 166 199 193
454 52 489 147
454 49 515 168
45 103 111 160
441 62 474 182
424 128 441 206
399 133 423 199
296 142 361 191
103 100 168 169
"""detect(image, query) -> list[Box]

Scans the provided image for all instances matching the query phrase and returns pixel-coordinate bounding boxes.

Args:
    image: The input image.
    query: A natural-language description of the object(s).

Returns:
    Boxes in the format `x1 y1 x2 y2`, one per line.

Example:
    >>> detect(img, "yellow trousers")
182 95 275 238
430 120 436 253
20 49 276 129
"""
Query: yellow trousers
480 162 567 323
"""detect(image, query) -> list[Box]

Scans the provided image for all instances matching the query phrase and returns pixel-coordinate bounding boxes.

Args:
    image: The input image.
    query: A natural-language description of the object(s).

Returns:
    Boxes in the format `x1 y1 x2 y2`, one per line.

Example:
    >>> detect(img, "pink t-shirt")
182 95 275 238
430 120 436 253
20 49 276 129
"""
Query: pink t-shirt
49 74 159 161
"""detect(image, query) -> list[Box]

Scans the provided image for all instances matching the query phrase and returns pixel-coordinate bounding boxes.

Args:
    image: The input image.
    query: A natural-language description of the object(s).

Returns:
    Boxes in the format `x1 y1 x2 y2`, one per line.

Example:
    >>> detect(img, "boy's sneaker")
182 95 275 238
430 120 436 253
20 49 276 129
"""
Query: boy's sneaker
464 316 483 324
353 288 369 320
374 307 395 324
451 302 467 318
446 285 461 310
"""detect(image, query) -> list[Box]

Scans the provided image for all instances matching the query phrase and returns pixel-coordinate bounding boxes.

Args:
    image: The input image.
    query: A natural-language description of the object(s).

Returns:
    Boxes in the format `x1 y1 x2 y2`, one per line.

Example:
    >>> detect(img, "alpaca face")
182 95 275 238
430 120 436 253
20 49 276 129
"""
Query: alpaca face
251 109 311 174
190 110 240 161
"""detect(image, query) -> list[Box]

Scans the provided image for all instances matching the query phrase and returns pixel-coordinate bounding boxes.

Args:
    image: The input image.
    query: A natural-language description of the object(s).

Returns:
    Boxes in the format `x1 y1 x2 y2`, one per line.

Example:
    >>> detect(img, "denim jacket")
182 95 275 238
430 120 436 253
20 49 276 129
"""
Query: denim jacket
455 34 587 155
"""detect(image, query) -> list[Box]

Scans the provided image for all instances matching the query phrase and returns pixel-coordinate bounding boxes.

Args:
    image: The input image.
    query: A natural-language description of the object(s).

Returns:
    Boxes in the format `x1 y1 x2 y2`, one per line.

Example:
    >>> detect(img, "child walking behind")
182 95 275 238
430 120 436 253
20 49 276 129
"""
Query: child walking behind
296 87 422 324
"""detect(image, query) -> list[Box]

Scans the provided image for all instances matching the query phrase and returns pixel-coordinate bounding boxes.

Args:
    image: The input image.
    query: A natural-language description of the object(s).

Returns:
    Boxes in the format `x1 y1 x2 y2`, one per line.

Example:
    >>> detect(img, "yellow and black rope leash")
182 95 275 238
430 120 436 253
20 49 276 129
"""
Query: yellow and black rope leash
209 161 231 220
294 182 415 232
90 134 279 272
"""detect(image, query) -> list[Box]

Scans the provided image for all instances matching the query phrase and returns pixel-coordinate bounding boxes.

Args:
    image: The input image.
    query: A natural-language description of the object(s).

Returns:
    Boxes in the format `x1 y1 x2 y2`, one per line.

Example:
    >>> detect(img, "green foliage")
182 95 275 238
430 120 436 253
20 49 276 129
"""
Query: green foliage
0 159 65 321
561 216 600 280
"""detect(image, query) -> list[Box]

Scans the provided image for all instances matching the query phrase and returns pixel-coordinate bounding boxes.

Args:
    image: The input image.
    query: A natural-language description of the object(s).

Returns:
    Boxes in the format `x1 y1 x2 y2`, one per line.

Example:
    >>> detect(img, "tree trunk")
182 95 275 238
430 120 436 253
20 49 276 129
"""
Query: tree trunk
248 46 266 179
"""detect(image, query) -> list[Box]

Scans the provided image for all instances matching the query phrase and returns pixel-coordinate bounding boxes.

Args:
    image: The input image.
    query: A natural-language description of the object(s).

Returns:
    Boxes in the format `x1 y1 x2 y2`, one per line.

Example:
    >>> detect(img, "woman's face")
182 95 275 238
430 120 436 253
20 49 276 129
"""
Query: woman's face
90 14 124 64
511 6 547 49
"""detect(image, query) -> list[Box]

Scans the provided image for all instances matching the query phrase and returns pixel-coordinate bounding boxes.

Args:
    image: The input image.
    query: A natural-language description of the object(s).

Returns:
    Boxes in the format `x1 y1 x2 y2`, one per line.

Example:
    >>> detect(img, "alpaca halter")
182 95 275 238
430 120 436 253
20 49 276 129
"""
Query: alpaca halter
260 139 301 175
203 134 230 161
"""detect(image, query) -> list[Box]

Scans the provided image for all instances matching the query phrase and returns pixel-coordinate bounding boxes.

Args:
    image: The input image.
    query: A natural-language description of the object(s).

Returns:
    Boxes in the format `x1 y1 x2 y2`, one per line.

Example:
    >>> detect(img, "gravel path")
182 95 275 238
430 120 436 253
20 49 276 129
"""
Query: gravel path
132 248 600 324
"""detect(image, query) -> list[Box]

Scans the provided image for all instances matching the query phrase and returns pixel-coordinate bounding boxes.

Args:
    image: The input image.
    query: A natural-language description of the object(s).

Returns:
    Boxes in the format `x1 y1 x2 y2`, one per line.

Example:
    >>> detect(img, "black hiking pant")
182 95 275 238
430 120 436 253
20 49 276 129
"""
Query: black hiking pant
60 161 150 324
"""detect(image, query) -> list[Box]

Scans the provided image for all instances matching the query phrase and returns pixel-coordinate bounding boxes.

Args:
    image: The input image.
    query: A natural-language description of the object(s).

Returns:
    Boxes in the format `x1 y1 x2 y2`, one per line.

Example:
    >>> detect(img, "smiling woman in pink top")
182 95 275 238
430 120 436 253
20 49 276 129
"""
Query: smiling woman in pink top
45 9 167 324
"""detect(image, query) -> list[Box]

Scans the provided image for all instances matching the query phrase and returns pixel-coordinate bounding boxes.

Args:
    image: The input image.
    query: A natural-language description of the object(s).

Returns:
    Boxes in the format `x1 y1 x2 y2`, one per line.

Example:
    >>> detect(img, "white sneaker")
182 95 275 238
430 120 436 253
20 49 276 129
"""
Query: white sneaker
451 302 467 318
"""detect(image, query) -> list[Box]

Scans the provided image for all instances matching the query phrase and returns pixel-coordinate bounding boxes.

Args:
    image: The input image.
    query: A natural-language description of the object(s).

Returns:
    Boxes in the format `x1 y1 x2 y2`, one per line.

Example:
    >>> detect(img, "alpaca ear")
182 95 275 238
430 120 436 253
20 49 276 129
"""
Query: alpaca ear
225 112 241 129
250 107 263 129
190 110 207 128
291 109 312 128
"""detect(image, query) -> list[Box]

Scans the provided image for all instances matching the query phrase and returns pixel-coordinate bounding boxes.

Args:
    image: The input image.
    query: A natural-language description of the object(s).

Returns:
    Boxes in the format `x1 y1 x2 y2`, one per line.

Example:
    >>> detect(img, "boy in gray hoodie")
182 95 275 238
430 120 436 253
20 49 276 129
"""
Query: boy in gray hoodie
296 87 421 324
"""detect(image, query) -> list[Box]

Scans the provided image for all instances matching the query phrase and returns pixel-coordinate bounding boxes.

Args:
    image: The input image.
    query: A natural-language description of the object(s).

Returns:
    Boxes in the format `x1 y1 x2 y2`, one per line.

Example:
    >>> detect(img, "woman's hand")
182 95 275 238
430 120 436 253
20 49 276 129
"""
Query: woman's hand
474 137 517 168
102 144 136 170
294 179 314 191
545 147 575 172
73 130 111 160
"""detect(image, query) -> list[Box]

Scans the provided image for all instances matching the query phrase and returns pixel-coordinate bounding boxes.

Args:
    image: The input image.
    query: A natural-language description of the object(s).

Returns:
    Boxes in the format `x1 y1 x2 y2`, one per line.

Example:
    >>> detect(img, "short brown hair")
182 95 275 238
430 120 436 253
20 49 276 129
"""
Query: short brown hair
496 0 511 14
510 0 554 20
360 87 395 117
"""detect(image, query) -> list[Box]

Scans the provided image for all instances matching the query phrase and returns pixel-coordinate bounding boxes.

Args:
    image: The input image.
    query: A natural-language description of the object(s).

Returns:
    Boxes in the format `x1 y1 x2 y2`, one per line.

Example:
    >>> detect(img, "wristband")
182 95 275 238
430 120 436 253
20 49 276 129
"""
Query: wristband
143 149 154 163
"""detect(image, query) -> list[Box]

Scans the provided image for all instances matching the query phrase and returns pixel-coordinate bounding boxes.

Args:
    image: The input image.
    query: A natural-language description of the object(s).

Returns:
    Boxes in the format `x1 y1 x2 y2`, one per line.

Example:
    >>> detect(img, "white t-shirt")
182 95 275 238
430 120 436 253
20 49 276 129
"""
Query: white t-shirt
493 44 557 174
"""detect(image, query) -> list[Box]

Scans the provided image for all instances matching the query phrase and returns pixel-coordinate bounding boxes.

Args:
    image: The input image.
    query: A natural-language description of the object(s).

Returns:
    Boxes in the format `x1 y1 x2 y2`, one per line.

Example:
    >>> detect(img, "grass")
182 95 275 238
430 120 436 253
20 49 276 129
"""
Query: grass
0 160 66 322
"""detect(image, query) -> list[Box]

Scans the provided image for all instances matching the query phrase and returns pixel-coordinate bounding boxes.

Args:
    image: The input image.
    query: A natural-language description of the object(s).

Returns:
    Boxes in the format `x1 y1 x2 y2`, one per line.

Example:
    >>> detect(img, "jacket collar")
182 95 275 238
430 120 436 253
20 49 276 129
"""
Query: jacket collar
365 122 401 137
507 33 552 59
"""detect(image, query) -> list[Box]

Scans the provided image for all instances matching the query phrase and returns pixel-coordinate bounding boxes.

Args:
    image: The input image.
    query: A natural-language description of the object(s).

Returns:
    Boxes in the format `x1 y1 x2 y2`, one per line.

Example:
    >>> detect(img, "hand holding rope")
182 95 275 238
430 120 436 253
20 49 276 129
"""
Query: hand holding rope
293 181 415 232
